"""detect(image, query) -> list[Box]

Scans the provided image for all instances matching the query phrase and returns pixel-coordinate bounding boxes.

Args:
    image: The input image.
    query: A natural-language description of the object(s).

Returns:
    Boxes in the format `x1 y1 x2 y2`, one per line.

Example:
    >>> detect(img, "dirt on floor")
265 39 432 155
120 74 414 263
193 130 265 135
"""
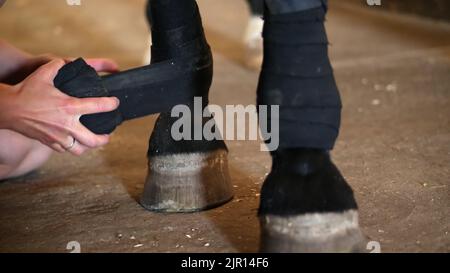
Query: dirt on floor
0 0 449 253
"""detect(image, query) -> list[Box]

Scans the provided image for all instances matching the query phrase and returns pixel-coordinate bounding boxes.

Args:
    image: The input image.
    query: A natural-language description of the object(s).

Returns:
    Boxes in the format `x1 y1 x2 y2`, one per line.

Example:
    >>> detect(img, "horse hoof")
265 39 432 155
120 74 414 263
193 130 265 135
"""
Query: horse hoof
260 210 367 253
140 149 233 212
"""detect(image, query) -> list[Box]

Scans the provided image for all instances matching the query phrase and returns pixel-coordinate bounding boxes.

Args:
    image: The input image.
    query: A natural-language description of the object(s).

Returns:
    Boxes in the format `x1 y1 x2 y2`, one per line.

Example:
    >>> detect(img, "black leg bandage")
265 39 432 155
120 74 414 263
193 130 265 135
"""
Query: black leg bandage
247 0 265 16
54 0 211 135
258 5 357 216
265 0 326 15
257 5 341 150
145 0 227 156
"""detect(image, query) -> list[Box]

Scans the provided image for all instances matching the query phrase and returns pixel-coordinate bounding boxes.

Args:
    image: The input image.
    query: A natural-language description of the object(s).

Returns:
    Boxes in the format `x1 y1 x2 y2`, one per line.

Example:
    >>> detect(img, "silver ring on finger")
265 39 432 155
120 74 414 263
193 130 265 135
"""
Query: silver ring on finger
65 137 77 151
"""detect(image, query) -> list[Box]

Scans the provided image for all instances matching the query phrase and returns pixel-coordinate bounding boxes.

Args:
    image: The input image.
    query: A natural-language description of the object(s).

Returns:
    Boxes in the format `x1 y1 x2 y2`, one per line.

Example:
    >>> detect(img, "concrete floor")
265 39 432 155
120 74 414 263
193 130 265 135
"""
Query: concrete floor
0 0 449 253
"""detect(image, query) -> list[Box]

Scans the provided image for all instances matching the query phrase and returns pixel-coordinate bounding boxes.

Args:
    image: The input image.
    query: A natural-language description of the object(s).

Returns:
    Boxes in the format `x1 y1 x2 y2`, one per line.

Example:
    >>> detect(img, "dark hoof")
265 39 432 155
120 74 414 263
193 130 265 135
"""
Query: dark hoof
260 210 367 253
141 111 233 213
140 149 233 212
258 148 366 252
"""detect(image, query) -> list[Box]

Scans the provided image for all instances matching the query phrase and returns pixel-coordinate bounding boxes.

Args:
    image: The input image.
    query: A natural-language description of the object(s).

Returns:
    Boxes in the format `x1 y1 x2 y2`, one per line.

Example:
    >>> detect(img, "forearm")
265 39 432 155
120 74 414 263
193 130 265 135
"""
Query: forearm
0 85 53 180
0 129 53 181
0 40 32 82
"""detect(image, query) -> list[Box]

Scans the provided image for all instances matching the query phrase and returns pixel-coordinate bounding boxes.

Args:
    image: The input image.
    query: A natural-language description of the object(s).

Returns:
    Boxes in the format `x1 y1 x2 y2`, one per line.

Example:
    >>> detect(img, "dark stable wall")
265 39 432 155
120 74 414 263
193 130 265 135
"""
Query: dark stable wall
339 0 450 22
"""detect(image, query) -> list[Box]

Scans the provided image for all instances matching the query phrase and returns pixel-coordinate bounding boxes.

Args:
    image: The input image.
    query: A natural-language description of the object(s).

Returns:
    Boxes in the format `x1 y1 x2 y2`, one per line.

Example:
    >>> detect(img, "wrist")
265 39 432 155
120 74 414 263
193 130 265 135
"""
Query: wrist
0 84 20 130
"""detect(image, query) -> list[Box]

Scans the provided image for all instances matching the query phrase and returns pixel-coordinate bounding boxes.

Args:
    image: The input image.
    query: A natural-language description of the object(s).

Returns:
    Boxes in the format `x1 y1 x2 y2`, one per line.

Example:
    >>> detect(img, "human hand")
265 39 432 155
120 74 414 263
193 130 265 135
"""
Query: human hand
0 59 120 156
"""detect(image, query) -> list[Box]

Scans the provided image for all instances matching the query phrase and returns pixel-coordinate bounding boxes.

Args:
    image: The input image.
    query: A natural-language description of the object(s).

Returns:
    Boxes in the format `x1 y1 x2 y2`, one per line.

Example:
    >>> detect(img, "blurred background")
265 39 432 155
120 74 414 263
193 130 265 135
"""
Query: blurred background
0 0 449 253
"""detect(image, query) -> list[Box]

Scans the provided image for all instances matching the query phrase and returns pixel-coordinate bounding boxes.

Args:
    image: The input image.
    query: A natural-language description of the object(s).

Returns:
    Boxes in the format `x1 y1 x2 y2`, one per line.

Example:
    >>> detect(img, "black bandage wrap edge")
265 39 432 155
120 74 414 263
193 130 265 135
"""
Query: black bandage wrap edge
258 6 341 150
54 58 122 135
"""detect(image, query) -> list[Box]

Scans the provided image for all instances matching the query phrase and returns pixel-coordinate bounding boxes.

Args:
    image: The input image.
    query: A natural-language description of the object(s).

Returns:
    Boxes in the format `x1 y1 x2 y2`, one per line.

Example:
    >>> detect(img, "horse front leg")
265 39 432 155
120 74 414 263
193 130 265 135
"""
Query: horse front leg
140 0 233 212
257 1 366 252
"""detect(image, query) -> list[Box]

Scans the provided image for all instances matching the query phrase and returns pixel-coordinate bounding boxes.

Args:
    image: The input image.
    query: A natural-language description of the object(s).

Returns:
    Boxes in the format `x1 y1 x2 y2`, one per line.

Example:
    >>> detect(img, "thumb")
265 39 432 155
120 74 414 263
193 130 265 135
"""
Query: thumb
32 58 67 83
85 58 119 73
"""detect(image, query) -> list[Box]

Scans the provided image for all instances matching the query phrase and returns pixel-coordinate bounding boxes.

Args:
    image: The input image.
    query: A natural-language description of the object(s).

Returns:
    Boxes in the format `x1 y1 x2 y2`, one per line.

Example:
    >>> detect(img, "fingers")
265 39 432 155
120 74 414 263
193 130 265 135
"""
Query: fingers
44 132 74 153
69 122 110 148
62 97 117 152
32 58 66 82
50 139 89 156
33 54 72 69
50 143 66 153
54 88 118 154
85 58 119 73
50 132 105 156
65 141 89 157
32 124 95 156
66 96 120 116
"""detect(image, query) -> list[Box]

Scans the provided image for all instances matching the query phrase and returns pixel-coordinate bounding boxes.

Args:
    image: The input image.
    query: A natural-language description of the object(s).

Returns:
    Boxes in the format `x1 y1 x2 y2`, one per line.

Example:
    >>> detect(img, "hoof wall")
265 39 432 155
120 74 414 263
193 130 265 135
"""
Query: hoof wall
260 210 367 253
140 149 233 213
